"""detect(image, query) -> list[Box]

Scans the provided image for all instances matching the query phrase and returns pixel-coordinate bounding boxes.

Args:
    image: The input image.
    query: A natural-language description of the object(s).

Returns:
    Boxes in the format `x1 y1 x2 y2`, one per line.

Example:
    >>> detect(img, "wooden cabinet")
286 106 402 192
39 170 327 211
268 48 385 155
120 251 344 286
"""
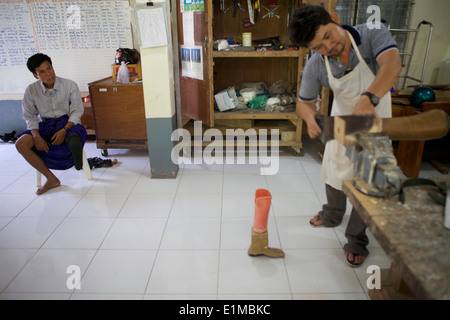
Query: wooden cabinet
177 0 334 153
88 77 147 155
81 100 95 135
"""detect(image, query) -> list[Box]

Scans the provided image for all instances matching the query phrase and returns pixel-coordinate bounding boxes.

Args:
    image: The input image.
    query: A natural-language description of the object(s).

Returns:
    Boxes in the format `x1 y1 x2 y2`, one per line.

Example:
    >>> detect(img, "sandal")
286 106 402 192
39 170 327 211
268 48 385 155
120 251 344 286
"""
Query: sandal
0 131 17 143
344 249 366 268
309 215 325 228
88 157 118 169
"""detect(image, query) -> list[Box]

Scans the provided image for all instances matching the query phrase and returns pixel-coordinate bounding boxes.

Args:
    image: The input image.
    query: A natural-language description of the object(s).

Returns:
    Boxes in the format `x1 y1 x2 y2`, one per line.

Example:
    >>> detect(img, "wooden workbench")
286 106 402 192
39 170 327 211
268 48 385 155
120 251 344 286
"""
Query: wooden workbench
342 179 450 300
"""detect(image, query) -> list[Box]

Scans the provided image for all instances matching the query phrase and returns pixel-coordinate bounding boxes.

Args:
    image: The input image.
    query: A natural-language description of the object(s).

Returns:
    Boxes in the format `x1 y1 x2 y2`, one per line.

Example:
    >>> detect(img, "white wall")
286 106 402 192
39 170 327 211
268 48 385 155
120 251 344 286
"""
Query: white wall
401 0 450 87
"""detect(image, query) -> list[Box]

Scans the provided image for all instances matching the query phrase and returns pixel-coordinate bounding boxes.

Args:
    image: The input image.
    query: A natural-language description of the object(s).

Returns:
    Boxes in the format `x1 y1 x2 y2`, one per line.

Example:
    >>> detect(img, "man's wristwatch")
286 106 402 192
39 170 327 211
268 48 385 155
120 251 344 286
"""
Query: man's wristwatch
63 127 70 133
361 91 379 107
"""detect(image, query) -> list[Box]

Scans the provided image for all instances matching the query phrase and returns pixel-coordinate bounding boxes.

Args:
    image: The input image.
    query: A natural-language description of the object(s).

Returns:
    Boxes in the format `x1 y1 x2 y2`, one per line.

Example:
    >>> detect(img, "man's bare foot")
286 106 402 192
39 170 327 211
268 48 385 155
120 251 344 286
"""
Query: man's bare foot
36 179 60 195
346 252 366 267
309 215 324 227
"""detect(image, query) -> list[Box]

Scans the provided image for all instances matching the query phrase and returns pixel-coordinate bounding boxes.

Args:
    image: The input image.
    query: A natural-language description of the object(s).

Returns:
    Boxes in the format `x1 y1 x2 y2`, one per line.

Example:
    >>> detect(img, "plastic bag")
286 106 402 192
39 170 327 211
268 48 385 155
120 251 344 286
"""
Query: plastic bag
248 95 268 109
269 80 289 94
117 61 130 83
239 82 268 95
266 97 281 107
240 88 257 103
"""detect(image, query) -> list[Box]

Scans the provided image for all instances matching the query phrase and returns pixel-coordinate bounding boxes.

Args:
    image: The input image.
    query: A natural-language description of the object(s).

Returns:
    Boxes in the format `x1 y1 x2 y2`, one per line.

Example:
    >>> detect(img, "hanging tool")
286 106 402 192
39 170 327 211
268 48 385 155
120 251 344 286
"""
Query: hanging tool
262 5 280 19
253 0 260 22
220 0 230 13
287 0 292 27
233 0 245 18
247 0 254 24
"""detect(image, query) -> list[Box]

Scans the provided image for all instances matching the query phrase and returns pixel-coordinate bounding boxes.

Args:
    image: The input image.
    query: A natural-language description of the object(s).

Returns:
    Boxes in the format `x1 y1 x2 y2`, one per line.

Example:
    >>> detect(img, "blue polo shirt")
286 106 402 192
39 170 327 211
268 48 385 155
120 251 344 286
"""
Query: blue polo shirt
298 23 398 102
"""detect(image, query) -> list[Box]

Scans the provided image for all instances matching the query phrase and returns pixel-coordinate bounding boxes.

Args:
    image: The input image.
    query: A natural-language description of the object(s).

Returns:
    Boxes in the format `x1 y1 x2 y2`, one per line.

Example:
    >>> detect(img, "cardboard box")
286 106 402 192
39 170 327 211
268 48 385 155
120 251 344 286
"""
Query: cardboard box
111 64 142 82
214 87 238 112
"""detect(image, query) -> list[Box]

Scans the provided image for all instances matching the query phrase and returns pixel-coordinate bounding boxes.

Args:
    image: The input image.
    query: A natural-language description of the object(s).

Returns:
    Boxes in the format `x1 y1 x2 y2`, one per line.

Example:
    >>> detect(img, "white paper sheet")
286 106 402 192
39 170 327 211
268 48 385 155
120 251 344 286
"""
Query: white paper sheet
182 11 195 46
181 45 203 80
136 7 168 48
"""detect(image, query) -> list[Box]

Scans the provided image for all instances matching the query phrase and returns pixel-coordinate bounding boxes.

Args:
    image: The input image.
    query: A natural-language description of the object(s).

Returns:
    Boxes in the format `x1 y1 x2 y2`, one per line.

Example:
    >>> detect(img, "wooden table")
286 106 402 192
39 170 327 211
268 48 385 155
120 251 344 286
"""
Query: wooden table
343 179 450 300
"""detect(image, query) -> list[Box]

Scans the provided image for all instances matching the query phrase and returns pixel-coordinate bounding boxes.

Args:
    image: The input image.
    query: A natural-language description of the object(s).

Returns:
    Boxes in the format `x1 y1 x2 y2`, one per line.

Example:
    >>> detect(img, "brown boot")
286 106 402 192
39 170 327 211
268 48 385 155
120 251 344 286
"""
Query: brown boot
248 227 285 258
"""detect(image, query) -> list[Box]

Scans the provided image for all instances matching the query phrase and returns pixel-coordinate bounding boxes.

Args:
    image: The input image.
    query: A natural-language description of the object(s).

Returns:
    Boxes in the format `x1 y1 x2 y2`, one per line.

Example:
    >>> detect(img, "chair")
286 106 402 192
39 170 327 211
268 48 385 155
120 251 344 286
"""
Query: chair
36 148 92 187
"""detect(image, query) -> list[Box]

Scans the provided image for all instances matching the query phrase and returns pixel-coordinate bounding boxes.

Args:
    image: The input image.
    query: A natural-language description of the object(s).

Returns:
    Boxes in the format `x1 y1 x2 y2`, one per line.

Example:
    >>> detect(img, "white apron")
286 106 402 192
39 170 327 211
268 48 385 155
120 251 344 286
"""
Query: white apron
321 31 392 190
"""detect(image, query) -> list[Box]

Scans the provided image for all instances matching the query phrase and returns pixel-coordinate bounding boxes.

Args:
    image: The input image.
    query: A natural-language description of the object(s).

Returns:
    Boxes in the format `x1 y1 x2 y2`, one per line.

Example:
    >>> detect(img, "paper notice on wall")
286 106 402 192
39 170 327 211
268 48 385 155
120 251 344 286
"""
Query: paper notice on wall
181 45 203 80
136 6 168 48
182 11 195 46
180 0 204 12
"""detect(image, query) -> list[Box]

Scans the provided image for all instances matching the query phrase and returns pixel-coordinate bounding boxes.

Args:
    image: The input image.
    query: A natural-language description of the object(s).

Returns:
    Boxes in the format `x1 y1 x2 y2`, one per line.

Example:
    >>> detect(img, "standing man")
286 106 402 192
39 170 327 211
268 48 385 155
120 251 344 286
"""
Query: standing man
16 53 87 195
289 6 401 266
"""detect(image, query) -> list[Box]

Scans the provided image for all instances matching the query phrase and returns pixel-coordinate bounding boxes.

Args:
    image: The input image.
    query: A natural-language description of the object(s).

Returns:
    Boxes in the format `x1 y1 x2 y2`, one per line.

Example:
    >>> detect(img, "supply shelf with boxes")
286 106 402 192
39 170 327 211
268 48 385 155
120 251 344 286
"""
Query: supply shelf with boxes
177 0 334 154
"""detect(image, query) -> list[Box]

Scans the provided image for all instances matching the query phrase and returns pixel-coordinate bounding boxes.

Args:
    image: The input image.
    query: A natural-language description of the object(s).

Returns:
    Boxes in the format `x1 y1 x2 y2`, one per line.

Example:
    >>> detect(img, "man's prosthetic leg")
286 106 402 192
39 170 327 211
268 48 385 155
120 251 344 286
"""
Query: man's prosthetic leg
66 133 83 170
248 189 285 258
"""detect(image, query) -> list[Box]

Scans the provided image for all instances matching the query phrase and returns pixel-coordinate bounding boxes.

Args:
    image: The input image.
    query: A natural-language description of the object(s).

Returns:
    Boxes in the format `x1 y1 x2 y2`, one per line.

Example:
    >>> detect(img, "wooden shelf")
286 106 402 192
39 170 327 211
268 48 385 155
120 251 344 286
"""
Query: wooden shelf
212 50 301 58
183 119 302 148
177 0 334 153
214 106 298 120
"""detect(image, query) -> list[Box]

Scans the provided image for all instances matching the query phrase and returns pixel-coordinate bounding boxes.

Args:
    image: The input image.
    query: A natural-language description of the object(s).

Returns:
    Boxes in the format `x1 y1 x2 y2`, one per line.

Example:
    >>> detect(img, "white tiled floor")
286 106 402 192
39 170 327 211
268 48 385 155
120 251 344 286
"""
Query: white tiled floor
0 137 448 300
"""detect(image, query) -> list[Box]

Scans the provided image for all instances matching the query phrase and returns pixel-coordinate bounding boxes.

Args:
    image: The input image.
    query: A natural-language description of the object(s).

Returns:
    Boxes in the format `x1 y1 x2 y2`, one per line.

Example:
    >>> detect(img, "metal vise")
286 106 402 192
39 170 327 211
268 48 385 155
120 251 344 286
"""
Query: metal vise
315 110 449 198
346 133 403 198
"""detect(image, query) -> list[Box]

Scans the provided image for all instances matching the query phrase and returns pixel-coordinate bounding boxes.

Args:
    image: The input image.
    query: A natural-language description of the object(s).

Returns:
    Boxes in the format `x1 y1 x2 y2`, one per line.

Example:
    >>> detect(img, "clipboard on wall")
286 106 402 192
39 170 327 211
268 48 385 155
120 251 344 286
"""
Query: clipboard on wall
134 2 169 48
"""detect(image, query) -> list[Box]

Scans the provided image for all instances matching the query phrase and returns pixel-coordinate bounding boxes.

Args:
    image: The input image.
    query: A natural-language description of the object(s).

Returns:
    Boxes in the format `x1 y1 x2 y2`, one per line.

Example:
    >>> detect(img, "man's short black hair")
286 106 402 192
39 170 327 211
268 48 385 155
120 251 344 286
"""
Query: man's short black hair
288 5 336 48
27 53 52 74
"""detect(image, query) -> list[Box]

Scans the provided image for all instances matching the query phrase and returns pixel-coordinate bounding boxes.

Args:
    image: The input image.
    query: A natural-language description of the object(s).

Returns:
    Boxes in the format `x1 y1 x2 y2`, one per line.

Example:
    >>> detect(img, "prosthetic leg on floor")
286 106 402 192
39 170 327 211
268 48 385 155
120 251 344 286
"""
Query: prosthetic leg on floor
248 189 284 258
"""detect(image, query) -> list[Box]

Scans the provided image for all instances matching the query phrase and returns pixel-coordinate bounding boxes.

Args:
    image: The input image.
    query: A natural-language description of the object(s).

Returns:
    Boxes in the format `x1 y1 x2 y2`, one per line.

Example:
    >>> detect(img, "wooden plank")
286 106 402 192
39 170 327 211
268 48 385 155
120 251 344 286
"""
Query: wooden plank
176 139 302 148
213 51 301 58
369 268 415 300
395 140 424 178
422 101 450 113
181 115 191 128
428 160 449 174
214 108 298 120
343 179 450 300
184 119 297 134
181 119 302 149
96 140 148 150
214 119 254 128
392 106 423 178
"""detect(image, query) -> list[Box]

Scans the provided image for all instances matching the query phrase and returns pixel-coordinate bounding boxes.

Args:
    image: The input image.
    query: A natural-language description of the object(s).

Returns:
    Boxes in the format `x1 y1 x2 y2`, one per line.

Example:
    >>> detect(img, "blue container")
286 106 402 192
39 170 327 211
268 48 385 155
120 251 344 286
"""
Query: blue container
410 86 436 108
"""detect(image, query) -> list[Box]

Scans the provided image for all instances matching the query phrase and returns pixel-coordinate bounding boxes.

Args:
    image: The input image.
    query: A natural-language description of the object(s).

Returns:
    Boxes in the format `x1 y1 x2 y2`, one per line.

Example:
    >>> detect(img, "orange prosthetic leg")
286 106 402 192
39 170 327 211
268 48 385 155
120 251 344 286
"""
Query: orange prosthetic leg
248 189 285 258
